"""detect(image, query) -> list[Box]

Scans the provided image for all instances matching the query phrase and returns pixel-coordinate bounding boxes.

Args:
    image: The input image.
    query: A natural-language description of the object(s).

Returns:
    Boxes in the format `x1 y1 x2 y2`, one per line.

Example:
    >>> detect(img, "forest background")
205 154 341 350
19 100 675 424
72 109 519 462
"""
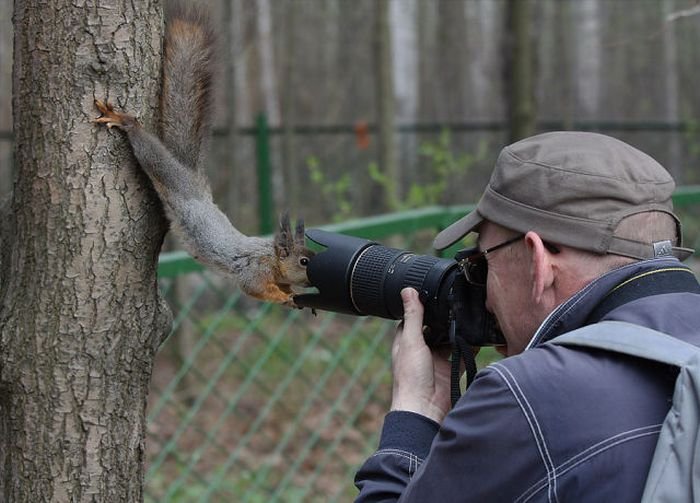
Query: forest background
2 0 700 229
1 0 700 501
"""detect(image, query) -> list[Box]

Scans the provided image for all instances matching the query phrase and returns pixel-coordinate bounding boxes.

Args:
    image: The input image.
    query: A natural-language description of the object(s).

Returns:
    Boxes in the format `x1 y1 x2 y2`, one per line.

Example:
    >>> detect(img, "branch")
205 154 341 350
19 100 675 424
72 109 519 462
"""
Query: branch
606 1 700 49
666 4 700 23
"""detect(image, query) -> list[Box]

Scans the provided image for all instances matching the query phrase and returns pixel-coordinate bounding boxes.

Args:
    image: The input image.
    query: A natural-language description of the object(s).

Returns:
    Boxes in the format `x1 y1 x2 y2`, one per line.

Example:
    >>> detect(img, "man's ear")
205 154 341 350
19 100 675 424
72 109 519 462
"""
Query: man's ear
524 231 554 305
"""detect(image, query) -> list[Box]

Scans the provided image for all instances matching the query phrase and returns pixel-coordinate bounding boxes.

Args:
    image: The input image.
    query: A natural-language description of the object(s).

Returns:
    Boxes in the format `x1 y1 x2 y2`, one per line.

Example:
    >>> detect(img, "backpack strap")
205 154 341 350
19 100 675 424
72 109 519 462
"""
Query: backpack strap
550 321 700 368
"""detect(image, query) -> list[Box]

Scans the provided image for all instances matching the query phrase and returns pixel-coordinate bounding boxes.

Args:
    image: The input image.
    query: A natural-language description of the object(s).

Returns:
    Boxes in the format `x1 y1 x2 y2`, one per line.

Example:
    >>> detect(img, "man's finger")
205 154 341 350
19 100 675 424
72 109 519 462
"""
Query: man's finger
400 288 425 342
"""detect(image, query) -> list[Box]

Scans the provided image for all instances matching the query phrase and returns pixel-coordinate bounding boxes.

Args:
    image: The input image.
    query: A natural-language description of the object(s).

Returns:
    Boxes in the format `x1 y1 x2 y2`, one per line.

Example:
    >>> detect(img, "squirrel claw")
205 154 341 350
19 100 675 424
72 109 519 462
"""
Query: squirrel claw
93 100 113 124
93 99 117 128
92 99 138 131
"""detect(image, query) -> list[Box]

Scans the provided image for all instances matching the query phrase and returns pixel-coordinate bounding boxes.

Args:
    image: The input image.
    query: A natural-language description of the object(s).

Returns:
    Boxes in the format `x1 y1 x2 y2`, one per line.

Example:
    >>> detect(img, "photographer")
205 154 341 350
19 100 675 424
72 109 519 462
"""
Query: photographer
354 132 700 502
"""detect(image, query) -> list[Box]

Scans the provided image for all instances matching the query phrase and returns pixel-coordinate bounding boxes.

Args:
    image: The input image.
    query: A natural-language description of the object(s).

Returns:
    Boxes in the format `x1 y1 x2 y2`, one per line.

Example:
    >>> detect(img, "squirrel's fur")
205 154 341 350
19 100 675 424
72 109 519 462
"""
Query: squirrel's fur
94 2 314 306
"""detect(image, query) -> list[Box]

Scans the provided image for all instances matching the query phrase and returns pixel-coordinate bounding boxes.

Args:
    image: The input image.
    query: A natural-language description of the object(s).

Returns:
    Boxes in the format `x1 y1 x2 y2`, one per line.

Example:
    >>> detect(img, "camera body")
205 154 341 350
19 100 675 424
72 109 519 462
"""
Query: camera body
294 229 505 347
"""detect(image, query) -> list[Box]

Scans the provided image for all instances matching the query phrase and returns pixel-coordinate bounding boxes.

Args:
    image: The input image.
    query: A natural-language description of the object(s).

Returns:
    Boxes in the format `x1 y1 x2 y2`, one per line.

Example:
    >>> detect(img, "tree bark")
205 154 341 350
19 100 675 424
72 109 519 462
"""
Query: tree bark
0 0 12 199
1 1 170 501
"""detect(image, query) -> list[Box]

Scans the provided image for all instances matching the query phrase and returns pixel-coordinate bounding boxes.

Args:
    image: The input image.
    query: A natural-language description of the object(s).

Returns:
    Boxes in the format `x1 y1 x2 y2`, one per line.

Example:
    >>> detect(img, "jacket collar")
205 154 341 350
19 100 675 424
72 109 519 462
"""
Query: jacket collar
526 258 689 350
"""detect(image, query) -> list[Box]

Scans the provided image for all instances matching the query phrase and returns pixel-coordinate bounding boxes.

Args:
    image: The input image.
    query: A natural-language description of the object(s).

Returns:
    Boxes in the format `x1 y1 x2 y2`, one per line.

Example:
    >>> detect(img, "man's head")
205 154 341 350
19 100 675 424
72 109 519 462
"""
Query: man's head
435 131 693 355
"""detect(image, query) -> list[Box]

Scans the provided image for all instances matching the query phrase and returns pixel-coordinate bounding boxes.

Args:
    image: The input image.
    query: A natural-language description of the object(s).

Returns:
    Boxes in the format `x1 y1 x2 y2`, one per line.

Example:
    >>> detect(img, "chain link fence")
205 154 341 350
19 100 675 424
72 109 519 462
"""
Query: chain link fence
145 275 394 502
143 214 452 502
144 196 700 502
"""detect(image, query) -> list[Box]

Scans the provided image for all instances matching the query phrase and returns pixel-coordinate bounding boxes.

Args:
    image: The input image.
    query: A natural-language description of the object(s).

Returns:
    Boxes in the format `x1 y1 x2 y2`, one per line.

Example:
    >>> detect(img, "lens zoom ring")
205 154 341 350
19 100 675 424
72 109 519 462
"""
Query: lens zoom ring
351 246 399 315
402 255 439 291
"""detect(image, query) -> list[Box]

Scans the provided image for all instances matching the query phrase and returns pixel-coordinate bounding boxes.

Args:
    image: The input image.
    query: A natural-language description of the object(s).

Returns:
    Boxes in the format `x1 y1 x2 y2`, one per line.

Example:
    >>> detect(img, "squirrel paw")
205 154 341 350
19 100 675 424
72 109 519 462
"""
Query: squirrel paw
282 296 302 309
93 99 138 130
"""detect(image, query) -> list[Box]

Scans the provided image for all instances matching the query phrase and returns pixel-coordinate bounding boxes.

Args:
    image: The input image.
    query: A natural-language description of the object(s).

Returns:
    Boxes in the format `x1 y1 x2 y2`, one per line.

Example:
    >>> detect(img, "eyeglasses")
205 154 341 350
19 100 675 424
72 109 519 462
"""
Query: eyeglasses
458 235 524 286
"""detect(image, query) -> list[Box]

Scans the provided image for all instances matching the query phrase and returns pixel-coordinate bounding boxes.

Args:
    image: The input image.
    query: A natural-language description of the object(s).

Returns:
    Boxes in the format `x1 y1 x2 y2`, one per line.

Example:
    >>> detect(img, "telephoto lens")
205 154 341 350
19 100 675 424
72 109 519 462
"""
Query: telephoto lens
293 229 504 347
294 229 459 343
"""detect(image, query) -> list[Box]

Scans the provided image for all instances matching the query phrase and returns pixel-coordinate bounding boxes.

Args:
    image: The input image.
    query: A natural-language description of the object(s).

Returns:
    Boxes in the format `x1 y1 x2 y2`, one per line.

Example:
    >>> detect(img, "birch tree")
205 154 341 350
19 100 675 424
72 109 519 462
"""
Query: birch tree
390 0 419 184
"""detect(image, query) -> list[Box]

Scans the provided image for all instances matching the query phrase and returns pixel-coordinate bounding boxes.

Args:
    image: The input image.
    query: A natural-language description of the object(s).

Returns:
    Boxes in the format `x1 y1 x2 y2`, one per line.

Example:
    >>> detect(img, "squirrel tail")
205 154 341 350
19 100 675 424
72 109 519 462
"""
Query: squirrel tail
162 1 216 174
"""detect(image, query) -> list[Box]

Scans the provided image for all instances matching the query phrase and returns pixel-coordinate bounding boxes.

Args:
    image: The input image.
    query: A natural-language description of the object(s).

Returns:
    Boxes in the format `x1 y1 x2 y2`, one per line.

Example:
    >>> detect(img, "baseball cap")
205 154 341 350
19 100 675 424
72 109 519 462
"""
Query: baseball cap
433 131 694 260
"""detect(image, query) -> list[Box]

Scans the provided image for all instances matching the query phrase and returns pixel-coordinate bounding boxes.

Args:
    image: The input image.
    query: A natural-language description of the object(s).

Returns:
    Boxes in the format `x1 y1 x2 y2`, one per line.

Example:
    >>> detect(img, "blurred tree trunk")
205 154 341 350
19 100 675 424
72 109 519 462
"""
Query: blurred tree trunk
256 0 282 216
573 0 602 119
282 0 300 213
391 0 419 193
257 0 280 127
555 0 574 130
662 0 682 182
467 0 500 120
0 1 170 501
375 0 399 210
228 0 252 223
504 0 535 143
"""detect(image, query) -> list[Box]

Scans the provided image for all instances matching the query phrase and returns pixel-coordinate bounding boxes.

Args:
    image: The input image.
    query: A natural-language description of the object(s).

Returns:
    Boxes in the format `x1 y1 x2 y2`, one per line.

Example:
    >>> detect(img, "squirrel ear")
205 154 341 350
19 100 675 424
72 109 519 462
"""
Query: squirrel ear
275 212 292 259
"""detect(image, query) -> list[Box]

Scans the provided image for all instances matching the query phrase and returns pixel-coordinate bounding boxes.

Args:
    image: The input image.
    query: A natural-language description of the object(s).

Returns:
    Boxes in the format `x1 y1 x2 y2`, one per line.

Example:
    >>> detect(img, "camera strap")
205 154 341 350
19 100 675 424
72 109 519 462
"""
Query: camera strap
449 315 478 407
586 267 700 325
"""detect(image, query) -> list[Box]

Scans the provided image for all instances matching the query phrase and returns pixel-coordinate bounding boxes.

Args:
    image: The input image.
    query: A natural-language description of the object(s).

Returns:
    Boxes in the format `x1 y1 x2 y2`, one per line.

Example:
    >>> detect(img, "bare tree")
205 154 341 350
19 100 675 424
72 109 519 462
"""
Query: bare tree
0 1 169 500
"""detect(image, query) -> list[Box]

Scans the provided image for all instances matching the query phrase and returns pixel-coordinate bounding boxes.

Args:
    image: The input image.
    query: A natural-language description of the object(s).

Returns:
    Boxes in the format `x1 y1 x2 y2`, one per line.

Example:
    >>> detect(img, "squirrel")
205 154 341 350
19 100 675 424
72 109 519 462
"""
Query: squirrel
94 3 314 306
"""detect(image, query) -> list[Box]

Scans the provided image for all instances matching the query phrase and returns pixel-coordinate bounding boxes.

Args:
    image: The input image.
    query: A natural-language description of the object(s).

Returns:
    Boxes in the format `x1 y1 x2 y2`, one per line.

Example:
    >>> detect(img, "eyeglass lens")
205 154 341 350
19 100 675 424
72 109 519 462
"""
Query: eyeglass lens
465 256 488 286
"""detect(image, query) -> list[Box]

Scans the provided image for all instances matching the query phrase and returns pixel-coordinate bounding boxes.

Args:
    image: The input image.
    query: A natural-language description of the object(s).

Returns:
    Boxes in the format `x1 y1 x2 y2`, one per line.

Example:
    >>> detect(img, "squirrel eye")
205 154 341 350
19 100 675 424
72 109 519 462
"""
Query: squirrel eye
299 257 309 267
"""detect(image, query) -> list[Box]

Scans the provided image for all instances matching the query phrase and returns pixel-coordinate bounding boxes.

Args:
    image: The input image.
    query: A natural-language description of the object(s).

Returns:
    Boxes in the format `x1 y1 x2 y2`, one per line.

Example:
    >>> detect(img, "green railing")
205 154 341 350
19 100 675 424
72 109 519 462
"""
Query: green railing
146 188 700 502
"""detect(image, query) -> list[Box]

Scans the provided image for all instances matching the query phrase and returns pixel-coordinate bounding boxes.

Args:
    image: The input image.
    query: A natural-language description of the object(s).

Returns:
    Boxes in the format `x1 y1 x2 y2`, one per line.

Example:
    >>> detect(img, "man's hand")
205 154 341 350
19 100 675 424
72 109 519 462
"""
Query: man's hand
390 288 453 424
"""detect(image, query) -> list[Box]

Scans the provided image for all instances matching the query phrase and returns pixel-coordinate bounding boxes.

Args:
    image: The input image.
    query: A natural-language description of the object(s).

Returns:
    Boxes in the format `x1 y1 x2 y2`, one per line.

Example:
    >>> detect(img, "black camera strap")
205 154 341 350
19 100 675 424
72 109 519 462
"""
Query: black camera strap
449 315 478 408
585 267 700 325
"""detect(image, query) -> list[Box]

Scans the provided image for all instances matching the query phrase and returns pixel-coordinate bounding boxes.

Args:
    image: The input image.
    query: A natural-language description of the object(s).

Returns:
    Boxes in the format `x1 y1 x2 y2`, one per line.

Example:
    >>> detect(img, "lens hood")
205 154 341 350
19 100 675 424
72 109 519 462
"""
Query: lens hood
293 229 375 315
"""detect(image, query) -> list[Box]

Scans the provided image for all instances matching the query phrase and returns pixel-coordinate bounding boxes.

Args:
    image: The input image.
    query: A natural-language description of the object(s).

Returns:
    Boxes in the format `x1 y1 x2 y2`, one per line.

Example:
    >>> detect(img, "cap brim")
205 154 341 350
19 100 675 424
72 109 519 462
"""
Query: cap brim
433 210 483 250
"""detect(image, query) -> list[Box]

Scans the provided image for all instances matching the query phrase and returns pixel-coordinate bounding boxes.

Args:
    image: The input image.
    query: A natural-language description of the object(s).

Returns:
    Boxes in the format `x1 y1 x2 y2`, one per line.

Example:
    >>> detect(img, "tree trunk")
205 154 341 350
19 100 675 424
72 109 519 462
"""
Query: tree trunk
504 0 535 143
0 1 170 501
282 0 300 213
572 0 602 119
391 0 419 191
662 0 682 182
375 0 399 211
256 0 282 217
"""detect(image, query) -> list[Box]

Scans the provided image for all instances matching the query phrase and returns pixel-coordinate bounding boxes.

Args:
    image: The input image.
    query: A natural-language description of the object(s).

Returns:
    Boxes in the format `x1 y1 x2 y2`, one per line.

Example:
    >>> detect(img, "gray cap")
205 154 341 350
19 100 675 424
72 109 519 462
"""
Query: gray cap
434 131 694 260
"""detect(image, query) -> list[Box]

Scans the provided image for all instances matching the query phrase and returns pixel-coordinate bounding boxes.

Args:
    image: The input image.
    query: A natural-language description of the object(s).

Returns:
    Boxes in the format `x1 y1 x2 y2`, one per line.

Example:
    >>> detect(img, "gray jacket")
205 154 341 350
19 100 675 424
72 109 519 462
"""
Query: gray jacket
355 258 700 502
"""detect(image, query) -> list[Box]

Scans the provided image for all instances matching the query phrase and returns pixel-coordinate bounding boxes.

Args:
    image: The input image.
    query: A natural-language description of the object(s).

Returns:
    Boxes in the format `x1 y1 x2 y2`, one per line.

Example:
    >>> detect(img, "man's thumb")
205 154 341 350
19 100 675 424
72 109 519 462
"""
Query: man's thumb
401 288 424 333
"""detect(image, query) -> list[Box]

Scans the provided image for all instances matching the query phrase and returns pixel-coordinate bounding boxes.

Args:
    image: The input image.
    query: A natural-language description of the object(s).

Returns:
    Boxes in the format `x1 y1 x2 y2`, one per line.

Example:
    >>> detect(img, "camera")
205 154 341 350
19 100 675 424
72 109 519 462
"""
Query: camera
293 229 505 347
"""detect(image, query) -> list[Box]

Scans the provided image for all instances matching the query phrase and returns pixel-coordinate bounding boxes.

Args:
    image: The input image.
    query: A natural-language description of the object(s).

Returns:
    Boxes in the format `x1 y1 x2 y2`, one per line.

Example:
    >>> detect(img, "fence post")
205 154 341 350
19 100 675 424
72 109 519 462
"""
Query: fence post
256 112 274 234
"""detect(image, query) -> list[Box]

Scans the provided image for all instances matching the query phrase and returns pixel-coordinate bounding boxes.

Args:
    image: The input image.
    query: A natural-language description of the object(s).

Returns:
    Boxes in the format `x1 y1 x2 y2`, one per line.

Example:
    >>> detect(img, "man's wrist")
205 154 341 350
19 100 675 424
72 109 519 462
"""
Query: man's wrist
390 398 447 424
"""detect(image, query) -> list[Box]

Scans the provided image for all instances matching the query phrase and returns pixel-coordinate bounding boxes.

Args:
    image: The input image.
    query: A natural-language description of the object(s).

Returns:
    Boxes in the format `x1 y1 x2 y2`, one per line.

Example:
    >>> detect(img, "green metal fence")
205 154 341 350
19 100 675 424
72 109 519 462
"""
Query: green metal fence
145 189 700 502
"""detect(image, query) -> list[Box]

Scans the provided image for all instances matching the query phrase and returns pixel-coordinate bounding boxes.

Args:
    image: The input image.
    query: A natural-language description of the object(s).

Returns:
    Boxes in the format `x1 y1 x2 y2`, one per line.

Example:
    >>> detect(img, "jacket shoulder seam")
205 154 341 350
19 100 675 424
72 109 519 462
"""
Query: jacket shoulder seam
492 363 560 503
514 424 662 503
